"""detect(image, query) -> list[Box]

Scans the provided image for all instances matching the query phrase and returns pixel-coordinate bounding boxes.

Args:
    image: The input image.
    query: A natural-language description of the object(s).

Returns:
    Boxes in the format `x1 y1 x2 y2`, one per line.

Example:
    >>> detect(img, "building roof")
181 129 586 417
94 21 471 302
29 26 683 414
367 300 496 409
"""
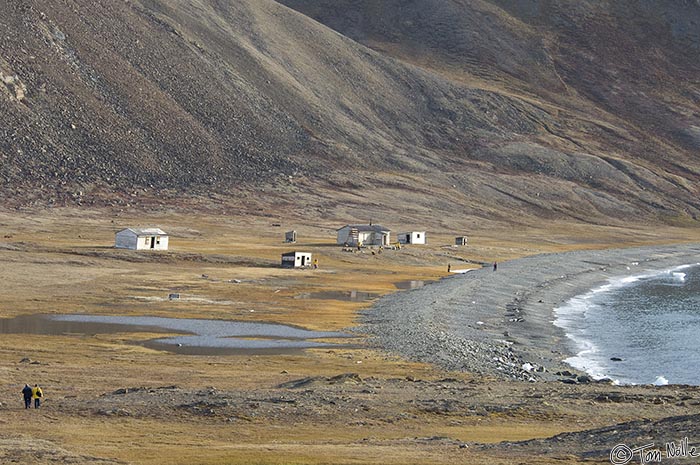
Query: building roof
282 251 312 256
117 227 168 236
337 224 390 232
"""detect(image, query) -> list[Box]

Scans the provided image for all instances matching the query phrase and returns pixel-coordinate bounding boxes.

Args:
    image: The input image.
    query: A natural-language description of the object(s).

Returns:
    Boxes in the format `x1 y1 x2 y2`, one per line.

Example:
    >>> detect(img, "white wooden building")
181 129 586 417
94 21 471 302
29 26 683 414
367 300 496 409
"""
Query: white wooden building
281 251 312 268
336 224 391 247
397 231 426 245
115 228 169 251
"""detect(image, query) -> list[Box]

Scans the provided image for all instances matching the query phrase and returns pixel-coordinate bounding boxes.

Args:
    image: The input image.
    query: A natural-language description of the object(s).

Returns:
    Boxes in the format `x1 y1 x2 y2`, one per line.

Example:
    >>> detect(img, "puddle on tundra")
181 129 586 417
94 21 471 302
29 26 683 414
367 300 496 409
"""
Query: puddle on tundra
294 290 378 302
0 314 353 355
394 280 431 290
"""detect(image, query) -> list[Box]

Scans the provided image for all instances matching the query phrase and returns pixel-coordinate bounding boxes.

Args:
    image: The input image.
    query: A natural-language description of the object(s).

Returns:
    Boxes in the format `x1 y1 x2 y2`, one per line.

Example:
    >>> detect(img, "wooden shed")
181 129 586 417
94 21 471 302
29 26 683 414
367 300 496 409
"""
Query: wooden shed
397 231 426 245
281 251 312 268
115 228 169 251
455 236 468 246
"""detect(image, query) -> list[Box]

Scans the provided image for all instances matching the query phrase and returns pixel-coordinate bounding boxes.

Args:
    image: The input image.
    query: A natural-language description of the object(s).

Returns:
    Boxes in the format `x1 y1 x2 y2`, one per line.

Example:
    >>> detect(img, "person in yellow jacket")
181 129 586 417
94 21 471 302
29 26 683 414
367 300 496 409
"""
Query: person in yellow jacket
31 384 43 409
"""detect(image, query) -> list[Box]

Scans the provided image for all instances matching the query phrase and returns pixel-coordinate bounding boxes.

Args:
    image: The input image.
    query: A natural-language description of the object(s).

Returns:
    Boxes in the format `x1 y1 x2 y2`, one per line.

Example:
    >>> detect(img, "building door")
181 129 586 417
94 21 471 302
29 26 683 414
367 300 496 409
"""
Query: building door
150 237 156 249
300 255 306 266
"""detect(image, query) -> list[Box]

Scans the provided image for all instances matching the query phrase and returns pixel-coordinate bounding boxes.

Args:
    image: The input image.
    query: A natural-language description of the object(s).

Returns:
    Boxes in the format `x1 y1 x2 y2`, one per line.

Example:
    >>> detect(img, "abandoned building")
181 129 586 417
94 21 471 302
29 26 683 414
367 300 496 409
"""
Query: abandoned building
115 228 169 251
397 231 426 245
336 224 391 247
281 251 312 268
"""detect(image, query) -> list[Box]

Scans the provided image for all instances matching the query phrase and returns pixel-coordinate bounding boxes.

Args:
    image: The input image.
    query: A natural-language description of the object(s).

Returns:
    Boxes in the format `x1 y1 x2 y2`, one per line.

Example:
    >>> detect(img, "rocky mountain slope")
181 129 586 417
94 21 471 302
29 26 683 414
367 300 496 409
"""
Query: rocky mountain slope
1 0 698 225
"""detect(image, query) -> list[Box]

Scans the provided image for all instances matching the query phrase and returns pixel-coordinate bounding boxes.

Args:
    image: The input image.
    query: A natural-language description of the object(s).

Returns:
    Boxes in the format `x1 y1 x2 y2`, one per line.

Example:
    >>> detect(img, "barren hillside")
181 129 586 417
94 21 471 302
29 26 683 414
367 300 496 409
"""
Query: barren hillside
1 0 699 226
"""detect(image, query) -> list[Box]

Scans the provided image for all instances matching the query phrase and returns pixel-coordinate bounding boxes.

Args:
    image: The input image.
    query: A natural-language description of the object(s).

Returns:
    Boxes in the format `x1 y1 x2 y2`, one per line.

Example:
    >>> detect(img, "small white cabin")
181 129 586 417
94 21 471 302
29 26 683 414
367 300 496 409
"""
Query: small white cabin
115 228 169 251
397 231 426 245
281 251 312 268
337 224 391 247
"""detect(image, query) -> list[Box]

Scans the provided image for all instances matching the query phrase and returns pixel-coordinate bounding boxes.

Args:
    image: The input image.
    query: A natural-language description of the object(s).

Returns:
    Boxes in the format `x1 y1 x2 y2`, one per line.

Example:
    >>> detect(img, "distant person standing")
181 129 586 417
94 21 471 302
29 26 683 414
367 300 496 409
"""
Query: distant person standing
313 258 318 269
32 384 43 409
447 264 451 273
493 261 498 271
22 384 32 409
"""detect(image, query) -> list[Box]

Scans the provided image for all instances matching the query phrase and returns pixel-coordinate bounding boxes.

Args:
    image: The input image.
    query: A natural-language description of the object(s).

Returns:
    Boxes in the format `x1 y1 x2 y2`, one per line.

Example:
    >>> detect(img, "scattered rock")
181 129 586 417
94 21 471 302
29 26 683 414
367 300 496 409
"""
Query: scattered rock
110 387 148 395
277 376 322 389
331 373 363 384
594 393 628 403
96 408 131 416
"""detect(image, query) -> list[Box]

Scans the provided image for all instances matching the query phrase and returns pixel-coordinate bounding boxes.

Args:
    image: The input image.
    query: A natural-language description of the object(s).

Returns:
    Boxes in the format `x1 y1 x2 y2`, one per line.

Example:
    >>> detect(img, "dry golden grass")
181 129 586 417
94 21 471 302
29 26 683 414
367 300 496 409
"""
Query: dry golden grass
0 207 698 464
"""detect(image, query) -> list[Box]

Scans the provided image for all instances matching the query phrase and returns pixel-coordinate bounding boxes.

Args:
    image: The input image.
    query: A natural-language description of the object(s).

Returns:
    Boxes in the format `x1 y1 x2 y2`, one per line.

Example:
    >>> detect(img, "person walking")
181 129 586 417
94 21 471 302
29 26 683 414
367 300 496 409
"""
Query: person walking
493 261 498 271
31 384 43 409
22 384 32 409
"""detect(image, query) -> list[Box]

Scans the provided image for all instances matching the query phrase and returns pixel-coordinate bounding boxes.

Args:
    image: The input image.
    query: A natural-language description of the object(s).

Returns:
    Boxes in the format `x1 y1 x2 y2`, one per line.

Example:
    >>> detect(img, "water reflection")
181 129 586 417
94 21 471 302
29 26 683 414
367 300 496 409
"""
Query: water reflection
294 290 378 301
0 314 353 355
394 280 429 290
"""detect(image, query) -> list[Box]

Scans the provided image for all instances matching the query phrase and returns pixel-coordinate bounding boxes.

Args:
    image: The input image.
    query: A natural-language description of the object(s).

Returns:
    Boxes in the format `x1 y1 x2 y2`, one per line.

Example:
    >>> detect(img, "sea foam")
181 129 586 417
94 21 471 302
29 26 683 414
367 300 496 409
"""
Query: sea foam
554 263 700 385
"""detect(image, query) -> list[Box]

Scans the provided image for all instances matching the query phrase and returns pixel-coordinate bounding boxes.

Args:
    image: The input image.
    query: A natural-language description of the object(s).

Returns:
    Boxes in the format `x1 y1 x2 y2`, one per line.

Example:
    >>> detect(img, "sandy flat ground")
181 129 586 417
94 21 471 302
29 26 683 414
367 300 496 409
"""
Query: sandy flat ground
1 207 699 464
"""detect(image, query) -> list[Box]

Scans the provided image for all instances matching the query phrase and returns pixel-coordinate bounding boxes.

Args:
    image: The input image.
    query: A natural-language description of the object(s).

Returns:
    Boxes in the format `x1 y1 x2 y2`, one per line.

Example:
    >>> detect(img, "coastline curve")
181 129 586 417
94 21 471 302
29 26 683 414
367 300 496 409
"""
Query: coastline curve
356 243 700 382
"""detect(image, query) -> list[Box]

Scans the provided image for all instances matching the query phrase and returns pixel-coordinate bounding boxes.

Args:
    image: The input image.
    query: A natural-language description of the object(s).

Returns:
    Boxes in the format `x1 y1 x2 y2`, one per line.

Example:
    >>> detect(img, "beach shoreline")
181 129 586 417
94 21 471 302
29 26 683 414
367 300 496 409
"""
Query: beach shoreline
358 243 700 382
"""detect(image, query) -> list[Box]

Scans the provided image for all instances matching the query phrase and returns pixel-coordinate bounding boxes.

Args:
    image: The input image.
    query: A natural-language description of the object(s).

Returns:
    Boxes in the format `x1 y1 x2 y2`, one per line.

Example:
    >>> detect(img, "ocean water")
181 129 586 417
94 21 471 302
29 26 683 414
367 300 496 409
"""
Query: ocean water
554 263 700 385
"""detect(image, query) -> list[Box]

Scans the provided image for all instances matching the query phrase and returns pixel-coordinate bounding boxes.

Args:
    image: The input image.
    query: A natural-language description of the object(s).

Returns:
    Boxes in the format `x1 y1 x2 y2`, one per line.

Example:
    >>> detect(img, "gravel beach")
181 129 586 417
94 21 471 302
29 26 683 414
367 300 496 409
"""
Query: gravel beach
358 243 700 382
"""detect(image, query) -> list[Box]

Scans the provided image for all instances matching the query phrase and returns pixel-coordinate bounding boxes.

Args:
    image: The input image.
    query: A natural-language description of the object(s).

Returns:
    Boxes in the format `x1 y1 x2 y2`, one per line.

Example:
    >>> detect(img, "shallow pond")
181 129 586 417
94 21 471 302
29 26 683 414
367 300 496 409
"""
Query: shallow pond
0 314 353 355
394 280 430 290
294 290 378 301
